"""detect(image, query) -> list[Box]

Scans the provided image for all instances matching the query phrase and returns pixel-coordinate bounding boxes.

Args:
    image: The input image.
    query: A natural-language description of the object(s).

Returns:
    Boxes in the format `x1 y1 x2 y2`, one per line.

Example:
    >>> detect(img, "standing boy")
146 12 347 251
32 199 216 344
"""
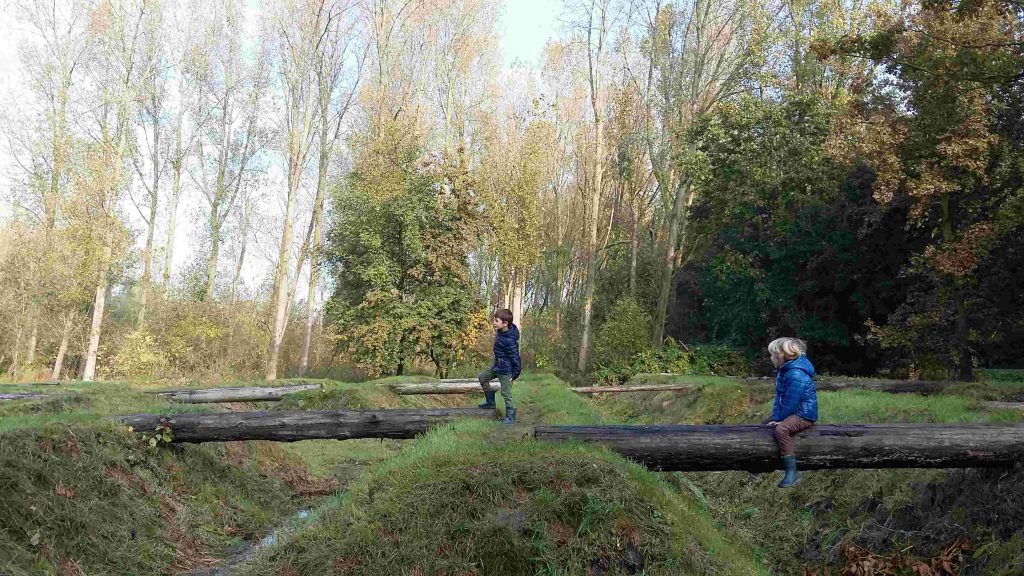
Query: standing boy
478 308 521 425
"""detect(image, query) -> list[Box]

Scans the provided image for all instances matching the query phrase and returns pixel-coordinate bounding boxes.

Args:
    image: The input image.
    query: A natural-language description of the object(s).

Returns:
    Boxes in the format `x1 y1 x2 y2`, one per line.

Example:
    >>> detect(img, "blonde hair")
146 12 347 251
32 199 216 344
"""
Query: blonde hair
768 337 806 360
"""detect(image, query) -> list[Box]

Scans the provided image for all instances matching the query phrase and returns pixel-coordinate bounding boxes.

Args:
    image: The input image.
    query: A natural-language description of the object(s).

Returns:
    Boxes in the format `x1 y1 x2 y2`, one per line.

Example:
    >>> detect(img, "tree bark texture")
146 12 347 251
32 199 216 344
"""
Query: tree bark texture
533 423 1024 472
150 384 322 403
119 407 496 443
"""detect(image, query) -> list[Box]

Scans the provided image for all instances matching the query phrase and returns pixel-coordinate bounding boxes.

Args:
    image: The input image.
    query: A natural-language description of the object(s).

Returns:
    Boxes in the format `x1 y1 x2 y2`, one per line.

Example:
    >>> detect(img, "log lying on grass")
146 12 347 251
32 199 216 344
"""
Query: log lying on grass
982 401 1024 411
149 384 322 403
390 381 496 395
119 407 495 443
533 423 1024 471
570 384 695 394
813 378 959 394
0 392 47 401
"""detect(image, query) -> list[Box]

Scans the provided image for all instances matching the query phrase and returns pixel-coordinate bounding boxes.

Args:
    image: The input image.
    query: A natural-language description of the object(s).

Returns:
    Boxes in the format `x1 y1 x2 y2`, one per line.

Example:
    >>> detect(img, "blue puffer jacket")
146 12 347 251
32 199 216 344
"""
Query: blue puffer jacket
771 355 818 422
492 323 521 380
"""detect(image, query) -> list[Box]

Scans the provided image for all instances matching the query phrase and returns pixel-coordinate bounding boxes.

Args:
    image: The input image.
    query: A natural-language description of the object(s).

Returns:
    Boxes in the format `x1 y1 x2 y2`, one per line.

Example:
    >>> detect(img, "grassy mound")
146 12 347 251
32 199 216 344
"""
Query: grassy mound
0 423 316 576
240 420 764 576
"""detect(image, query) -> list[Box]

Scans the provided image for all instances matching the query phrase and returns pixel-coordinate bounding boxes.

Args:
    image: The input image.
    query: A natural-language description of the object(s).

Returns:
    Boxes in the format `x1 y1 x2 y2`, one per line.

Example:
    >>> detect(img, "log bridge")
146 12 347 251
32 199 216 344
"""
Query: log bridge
533 423 1024 471
149 384 322 403
119 407 495 443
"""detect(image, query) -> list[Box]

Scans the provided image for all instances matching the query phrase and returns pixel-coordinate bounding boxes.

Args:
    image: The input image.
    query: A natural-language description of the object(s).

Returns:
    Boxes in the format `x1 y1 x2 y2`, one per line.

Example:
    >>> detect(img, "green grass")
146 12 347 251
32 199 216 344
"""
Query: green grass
0 423 303 576
239 419 766 576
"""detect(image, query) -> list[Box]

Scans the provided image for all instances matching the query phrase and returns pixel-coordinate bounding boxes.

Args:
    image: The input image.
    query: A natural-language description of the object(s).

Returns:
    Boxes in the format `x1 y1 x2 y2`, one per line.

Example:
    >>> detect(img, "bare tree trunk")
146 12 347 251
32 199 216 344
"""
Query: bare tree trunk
577 118 605 372
629 207 638 298
266 166 301 381
138 114 160 327
300 139 328 374
205 217 222 301
51 312 74 380
83 243 112 382
25 318 39 367
511 275 524 326
229 198 252 307
652 179 689 346
164 154 182 289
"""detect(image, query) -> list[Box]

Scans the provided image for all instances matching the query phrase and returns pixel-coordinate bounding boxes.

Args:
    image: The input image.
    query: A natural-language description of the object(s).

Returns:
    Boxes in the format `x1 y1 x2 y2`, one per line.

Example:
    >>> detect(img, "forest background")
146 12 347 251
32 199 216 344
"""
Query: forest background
0 0 1021 386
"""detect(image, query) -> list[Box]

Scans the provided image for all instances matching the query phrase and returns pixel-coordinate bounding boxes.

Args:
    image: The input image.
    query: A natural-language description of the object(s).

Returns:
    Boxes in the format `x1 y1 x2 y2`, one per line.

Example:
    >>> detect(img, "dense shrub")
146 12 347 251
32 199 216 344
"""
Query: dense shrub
593 297 652 369
593 339 750 386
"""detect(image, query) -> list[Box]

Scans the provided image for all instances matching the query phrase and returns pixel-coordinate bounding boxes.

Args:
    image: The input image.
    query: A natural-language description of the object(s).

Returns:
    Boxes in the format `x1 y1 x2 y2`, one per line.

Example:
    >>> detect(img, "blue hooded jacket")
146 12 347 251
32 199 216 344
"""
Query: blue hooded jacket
771 355 818 422
492 323 521 380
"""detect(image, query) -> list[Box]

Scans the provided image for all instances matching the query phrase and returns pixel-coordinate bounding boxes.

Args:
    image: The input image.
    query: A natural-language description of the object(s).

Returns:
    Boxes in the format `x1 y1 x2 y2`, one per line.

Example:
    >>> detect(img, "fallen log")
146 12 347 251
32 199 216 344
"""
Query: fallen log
570 384 695 394
0 392 47 401
390 381 495 395
982 401 1024 411
533 423 1024 472
119 407 495 443
149 384 322 403
813 378 958 394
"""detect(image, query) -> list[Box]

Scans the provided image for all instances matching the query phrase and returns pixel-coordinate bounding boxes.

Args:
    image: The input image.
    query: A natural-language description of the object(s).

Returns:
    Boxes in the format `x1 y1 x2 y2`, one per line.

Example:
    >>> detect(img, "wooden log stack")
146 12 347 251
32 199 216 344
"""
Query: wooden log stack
119 407 495 443
149 384 322 403
534 423 1024 471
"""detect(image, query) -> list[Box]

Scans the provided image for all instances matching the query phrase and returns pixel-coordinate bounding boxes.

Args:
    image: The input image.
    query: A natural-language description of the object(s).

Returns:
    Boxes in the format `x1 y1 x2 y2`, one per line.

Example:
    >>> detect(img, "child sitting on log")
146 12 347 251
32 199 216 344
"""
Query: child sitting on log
765 337 818 488
477 308 521 425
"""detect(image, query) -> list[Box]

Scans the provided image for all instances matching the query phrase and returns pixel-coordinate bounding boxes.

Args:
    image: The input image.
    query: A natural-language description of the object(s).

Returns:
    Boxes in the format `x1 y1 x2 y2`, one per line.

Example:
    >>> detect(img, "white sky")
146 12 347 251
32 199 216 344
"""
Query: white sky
0 0 563 301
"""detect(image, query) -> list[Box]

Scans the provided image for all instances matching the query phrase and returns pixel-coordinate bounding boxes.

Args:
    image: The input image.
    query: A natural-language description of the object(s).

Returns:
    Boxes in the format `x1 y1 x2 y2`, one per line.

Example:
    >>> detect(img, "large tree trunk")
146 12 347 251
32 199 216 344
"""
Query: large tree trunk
577 117 605 372
51 313 74 380
533 423 1024 471
25 318 38 367
82 243 112 382
205 218 222 301
139 105 160 327
150 383 321 403
229 199 252 307
266 158 302 380
163 157 182 290
652 179 689 346
119 407 496 443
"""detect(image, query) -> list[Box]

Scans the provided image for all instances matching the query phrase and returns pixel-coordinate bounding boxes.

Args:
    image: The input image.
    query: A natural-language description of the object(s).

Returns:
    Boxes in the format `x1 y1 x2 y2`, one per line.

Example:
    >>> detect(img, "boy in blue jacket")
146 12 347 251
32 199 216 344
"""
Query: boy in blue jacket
477 308 521 425
765 337 818 488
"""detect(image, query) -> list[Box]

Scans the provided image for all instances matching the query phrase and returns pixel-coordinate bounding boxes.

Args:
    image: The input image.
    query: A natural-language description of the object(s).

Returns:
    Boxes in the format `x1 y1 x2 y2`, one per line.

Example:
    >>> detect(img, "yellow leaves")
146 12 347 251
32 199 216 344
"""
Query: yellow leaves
923 222 997 278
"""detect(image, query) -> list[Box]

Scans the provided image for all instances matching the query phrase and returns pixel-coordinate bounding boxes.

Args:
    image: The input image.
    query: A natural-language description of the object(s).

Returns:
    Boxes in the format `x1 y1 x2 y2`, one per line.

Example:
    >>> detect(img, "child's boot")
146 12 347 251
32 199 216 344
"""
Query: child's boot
478 390 496 409
501 404 517 426
778 455 800 488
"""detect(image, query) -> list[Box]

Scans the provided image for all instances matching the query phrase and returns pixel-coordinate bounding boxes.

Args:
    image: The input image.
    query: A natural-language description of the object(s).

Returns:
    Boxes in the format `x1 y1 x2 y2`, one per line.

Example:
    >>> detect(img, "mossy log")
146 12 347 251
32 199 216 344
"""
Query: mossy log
149 384 322 403
119 407 495 443
390 381 496 395
569 384 695 394
533 423 1024 471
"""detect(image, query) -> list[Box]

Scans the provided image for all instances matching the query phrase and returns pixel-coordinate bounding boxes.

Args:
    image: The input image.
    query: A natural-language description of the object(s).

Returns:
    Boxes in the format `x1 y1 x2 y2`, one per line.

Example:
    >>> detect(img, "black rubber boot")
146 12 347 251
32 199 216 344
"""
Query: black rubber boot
778 455 800 488
501 407 517 426
478 390 496 409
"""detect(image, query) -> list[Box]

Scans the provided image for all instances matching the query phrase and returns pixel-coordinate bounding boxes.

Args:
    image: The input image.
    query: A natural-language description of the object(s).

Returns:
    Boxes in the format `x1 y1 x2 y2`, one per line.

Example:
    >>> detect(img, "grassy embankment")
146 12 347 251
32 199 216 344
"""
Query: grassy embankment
2 370 1022 575
591 369 1024 575
239 374 765 575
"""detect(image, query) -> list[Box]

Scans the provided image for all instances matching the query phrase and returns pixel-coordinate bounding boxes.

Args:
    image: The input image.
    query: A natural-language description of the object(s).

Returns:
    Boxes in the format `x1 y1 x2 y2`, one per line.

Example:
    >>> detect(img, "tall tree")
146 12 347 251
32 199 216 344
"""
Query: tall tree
82 0 161 381
265 0 331 380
